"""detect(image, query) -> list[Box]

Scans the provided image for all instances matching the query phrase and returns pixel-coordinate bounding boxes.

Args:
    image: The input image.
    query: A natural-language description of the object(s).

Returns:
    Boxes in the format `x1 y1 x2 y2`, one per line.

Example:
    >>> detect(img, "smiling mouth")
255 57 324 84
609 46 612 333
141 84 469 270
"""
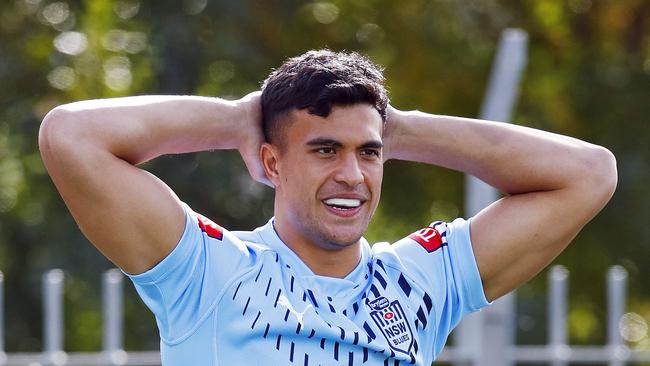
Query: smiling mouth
322 198 366 217
323 198 362 209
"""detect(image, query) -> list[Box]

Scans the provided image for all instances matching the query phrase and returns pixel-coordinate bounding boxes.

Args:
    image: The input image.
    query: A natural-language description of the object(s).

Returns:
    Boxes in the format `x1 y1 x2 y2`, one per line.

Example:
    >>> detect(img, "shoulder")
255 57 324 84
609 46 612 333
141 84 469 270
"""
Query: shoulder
368 218 475 290
230 228 275 254
371 219 460 260
182 204 273 252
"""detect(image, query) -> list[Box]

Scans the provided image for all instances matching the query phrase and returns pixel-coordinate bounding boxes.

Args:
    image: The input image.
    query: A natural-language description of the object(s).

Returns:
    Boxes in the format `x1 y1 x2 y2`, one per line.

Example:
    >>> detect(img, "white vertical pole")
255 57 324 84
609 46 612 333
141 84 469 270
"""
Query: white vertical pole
607 266 628 366
0 271 5 365
456 28 528 366
549 265 569 366
477 28 529 122
103 269 127 365
43 269 66 365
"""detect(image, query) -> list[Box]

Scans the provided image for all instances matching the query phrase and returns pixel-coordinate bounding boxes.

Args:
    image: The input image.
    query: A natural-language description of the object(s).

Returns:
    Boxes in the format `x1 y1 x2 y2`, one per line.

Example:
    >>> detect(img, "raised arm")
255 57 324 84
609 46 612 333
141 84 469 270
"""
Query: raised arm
39 92 266 274
383 107 617 301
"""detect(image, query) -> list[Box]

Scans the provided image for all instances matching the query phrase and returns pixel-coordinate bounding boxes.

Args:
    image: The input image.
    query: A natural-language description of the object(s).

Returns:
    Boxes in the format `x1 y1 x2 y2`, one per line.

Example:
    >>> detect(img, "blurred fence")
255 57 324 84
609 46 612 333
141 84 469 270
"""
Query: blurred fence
1 266 649 366
0 269 160 366
439 265 650 366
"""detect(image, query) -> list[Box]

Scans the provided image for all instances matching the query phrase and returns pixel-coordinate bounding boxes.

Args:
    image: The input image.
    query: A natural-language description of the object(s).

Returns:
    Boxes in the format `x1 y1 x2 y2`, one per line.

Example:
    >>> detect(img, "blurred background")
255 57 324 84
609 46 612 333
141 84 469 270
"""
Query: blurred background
0 0 648 361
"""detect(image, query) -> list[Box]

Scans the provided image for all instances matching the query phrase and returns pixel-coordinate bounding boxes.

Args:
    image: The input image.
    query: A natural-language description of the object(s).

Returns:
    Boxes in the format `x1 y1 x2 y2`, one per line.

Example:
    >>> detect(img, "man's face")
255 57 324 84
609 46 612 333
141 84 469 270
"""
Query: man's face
271 103 384 250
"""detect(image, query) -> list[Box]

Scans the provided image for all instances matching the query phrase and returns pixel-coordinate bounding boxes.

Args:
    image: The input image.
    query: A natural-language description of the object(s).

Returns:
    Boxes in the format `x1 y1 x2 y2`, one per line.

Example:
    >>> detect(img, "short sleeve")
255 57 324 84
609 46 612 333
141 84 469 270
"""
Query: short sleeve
125 203 257 343
392 218 490 353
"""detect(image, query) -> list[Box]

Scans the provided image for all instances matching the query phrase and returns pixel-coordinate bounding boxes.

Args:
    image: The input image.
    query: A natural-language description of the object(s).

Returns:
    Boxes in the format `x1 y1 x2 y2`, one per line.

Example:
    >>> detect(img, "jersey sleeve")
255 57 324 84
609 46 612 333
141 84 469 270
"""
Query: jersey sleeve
392 217 490 353
124 202 257 343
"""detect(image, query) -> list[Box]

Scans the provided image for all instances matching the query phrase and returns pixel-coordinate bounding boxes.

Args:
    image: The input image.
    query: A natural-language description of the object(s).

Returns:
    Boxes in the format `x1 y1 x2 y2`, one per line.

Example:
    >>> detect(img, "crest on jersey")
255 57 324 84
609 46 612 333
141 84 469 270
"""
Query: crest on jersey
367 296 414 355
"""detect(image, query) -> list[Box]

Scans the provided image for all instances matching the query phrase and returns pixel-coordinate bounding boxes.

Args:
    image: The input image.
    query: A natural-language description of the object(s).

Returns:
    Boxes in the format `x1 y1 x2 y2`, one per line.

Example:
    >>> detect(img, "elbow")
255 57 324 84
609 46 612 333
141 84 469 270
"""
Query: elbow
582 145 618 207
594 146 618 199
40 106 100 177
39 106 81 160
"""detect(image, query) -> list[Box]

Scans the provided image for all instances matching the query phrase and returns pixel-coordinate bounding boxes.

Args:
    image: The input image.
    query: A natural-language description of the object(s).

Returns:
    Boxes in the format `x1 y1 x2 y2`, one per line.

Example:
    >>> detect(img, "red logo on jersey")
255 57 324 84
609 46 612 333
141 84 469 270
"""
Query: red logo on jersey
409 226 443 253
195 213 224 240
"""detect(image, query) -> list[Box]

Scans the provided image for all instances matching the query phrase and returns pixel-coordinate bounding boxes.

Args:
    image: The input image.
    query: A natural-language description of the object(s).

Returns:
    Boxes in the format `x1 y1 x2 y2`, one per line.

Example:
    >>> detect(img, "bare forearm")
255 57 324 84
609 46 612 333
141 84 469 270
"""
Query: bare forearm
40 96 243 165
384 108 616 195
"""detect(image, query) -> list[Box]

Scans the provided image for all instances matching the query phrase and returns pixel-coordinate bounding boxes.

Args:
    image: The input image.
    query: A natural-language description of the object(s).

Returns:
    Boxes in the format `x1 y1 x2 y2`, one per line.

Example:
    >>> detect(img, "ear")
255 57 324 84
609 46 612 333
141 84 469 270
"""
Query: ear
261 142 282 188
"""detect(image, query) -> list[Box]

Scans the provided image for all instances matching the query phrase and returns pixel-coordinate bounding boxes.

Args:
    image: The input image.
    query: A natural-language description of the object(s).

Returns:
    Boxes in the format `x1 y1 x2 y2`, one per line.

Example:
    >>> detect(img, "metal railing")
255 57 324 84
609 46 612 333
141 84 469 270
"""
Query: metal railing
0 269 160 366
439 265 650 365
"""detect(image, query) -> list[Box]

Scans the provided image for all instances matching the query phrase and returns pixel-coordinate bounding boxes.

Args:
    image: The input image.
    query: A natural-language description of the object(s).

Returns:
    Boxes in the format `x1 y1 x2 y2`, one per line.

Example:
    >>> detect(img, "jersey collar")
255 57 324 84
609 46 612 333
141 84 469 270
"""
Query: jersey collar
256 217 371 297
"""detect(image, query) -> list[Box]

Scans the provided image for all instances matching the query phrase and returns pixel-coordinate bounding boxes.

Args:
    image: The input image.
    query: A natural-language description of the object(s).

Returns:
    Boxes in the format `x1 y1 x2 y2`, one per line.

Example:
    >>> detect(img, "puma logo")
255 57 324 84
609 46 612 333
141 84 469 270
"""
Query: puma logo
277 294 313 324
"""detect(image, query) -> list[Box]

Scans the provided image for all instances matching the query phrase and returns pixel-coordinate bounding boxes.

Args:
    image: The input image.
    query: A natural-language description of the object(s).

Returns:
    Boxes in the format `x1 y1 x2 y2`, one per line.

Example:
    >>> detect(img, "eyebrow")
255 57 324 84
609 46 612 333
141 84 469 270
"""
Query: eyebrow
306 138 343 148
360 141 384 149
306 138 383 149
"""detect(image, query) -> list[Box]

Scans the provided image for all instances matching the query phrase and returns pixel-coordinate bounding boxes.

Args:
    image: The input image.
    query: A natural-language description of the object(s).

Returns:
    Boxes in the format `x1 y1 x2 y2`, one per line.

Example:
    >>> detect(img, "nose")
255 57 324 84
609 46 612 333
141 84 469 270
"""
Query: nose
333 153 364 187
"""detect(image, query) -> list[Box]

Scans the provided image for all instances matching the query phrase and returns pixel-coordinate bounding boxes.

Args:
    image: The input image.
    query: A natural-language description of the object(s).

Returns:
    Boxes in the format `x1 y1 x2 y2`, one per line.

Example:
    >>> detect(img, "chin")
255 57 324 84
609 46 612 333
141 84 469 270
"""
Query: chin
317 224 367 248
294 208 372 249
327 233 363 247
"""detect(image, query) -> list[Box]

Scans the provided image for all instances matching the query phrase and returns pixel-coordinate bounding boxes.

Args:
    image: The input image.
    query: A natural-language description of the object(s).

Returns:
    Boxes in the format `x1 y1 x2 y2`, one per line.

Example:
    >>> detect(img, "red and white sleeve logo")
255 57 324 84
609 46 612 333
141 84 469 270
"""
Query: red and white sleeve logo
195 213 224 240
408 224 445 253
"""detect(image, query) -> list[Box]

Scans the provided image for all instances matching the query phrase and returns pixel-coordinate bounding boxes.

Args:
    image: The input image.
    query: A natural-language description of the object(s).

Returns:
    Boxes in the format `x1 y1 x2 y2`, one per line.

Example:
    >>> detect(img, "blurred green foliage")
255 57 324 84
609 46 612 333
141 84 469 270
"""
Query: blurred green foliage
0 0 648 354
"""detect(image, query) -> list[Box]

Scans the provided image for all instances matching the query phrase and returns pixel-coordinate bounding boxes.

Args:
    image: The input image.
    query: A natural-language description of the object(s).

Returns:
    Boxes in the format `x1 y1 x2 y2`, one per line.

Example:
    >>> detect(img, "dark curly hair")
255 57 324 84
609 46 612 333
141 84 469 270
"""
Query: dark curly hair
261 49 388 148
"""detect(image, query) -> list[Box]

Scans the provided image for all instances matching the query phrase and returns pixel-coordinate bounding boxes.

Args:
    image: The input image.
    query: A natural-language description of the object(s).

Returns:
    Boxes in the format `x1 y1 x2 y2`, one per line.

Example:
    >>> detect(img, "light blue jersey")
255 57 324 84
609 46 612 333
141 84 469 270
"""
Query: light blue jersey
126 203 489 365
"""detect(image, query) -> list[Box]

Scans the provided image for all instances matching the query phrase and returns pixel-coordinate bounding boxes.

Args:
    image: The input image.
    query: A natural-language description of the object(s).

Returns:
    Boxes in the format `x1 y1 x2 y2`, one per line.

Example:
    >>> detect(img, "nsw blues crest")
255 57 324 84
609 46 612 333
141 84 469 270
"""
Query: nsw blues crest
367 296 414 355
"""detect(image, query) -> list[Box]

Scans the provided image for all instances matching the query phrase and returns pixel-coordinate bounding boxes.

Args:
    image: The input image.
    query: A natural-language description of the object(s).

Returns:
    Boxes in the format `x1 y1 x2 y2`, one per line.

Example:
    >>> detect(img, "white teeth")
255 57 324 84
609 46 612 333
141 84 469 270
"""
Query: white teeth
324 198 361 208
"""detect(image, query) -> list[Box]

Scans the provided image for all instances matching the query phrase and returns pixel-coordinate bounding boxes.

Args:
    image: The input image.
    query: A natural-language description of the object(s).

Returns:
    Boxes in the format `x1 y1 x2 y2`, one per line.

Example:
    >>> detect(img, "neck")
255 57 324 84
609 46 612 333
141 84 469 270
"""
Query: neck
273 214 362 279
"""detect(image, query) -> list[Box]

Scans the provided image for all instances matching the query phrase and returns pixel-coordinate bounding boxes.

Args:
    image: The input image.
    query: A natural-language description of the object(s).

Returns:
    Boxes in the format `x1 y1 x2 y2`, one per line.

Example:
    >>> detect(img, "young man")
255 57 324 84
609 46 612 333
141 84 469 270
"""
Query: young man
39 50 616 365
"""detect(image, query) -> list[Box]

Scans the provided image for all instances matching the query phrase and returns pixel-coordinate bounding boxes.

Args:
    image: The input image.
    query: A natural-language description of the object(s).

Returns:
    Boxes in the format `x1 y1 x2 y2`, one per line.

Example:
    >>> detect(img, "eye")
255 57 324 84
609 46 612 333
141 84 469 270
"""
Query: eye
316 147 335 155
361 148 381 158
